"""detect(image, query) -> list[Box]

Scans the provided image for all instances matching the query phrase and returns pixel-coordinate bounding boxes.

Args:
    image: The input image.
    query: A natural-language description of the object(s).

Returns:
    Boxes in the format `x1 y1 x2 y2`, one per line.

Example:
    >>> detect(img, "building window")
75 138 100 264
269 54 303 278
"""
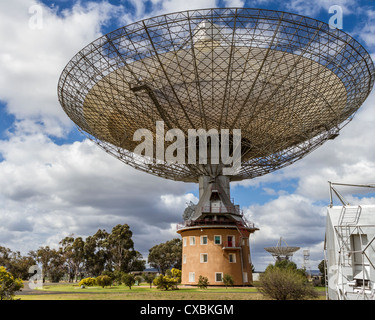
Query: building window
214 235 222 245
183 254 186 264
183 237 187 247
229 253 236 263
200 235 208 245
190 236 196 246
189 272 195 282
215 272 223 282
200 253 208 263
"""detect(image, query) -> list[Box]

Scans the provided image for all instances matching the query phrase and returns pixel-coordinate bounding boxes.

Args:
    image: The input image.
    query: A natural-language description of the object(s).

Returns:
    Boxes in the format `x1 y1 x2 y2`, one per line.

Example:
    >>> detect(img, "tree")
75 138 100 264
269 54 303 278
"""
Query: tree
148 238 182 274
107 224 134 272
96 275 112 288
0 246 12 269
84 229 110 277
60 236 85 282
223 274 234 289
112 270 123 285
128 251 146 272
104 224 146 273
35 246 53 283
0 246 35 280
143 273 156 288
0 266 23 300
258 262 318 300
122 273 136 289
197 275 209 289
47 248 66 283
10 254 36 280
318 260 326 286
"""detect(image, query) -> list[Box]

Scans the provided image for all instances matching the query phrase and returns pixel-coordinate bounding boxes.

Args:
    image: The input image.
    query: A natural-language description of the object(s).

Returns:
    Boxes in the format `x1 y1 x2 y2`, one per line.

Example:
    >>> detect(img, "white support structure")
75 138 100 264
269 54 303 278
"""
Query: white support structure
303 249 311 278
325 183 375 300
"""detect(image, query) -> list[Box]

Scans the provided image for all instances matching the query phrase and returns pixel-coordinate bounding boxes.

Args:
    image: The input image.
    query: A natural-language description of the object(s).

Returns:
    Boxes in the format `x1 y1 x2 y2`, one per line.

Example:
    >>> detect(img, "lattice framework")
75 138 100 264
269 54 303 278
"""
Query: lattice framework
58 8 374 182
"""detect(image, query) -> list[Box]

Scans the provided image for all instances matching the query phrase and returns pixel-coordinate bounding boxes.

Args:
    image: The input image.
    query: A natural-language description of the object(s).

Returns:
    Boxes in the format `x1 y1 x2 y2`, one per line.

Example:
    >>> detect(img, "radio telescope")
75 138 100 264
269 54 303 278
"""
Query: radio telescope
265 237 300 261
57 8 374 285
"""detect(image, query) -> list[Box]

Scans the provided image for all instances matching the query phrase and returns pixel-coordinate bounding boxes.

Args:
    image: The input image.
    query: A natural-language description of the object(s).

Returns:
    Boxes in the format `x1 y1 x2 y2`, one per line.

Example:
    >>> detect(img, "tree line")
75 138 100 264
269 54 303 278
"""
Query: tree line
0 224 182 283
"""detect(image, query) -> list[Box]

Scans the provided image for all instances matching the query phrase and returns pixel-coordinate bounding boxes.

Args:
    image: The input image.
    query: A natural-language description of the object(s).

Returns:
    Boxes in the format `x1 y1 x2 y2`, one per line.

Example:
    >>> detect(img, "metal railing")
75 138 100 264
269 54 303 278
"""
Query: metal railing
176 218 256 230
221 240 241 248
201 205 241 214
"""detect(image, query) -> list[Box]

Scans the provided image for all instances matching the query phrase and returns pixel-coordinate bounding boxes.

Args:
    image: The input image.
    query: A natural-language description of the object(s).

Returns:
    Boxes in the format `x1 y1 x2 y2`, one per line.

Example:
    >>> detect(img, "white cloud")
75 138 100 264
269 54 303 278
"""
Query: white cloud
355 9 375 49
284 0 356 17
0 0 125 137
0 127 192 255
0 0 374 273
223 0 245 7
245 193 326 270
159 0 218 12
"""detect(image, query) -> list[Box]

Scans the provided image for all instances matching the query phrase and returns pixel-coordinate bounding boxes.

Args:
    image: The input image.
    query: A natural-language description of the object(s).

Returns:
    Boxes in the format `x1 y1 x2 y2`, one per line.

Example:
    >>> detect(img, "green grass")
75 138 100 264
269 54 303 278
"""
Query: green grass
40 283 259 293
16 282 326 300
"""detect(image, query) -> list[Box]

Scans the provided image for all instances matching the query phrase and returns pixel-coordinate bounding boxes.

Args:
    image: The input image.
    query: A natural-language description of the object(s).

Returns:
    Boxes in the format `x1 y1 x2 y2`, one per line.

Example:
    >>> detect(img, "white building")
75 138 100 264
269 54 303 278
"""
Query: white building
325 205 375 300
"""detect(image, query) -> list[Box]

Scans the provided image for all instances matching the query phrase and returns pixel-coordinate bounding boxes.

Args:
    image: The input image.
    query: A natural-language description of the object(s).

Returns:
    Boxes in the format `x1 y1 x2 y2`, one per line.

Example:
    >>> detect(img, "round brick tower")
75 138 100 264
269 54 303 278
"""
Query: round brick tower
177 176 258 286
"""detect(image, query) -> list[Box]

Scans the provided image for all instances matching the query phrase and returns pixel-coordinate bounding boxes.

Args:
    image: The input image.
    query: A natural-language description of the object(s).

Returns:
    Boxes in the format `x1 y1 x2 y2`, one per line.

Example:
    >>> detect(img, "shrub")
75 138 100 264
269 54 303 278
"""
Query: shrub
122 273 135 289
102 270 114 281
78 277 96 287
197 275 209 289
143 273 156 288
134 276 142 285
112 270 124 286
258 266 318 300
96 275 112 288
171 268 182 283
0 266 24 300
223 274 234 289
153 275 178 290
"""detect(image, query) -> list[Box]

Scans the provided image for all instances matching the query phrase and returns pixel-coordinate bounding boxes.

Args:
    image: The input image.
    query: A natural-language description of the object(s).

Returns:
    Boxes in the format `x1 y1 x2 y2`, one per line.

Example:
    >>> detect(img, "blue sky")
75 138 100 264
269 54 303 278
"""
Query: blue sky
1 0 375 272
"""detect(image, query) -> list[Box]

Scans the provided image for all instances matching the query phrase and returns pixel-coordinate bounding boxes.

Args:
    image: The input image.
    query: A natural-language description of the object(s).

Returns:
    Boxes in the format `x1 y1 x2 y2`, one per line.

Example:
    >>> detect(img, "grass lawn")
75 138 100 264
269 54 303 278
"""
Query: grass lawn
16 282 326 300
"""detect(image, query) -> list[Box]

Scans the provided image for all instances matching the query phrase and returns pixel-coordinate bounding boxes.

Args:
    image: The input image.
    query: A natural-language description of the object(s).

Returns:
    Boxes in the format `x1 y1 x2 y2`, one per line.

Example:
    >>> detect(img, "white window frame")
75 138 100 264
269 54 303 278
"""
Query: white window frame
215 272 223 282
183 254 187 264
183 237 187 247
189 236 196 246
200 235 208 245
200 253 208 263
189 272 195 282
214 235 222 245
229 253 236 263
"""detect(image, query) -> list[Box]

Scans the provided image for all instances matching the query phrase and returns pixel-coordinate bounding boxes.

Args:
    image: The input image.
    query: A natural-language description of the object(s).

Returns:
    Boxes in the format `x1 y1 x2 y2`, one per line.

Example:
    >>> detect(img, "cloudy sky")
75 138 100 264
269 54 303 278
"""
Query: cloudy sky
1 0 375 272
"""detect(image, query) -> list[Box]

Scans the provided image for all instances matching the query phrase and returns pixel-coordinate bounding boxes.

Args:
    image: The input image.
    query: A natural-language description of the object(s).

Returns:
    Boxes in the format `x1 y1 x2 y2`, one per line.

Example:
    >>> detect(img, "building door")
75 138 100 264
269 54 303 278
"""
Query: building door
228 236 233 247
